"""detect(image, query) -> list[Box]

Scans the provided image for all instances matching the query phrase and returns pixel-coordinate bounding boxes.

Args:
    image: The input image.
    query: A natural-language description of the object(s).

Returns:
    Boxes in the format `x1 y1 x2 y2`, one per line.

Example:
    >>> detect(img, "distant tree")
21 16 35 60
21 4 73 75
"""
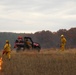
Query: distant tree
0 28 76 50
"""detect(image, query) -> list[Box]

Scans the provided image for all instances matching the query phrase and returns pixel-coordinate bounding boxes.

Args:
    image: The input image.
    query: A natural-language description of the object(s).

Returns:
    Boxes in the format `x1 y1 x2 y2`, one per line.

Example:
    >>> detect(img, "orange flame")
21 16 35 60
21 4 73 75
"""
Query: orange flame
0 57 3 70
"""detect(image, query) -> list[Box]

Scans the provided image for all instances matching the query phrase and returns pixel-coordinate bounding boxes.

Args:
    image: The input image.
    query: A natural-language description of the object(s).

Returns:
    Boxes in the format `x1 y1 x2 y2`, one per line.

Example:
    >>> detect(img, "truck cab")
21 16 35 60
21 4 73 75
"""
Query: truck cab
14 36 41 52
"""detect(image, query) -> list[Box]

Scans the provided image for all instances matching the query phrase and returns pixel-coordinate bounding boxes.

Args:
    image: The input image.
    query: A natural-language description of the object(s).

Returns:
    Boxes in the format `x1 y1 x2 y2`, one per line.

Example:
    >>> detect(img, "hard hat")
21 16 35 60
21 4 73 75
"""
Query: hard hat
18 36 23 39
6 40 9 43
61 34 64 37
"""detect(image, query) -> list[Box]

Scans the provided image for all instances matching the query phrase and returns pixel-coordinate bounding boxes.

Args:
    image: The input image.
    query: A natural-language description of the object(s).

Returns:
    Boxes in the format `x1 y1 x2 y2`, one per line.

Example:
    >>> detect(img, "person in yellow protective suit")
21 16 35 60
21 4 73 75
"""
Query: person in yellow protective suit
60 35 67 51
2 40 11 60
25 39 32 49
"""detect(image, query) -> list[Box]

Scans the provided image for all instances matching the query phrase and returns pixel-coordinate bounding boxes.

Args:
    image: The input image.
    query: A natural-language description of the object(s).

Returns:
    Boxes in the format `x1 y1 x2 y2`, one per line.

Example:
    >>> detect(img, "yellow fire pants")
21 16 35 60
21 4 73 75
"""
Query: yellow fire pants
2 50 11 59
60 44 65 51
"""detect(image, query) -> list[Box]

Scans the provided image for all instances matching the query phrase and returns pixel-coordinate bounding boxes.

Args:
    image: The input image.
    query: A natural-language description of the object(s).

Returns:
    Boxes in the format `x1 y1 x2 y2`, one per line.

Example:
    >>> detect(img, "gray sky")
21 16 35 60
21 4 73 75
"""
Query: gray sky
0 0 76 33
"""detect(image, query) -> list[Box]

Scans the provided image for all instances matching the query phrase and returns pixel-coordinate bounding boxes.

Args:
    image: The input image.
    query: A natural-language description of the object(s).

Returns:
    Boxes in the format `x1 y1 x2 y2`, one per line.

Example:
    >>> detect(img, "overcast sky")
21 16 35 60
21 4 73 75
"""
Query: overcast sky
0 0 76 33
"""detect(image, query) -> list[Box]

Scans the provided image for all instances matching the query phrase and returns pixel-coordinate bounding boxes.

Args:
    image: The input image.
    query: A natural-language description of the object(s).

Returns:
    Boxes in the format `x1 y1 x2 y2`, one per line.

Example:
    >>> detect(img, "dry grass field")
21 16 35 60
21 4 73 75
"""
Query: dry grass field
0 49 76 75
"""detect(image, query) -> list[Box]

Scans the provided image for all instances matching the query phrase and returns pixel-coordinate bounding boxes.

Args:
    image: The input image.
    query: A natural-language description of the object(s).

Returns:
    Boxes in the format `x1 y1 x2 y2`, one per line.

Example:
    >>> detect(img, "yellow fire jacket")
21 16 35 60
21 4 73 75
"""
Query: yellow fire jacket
4 44 11 52
61 37 66 46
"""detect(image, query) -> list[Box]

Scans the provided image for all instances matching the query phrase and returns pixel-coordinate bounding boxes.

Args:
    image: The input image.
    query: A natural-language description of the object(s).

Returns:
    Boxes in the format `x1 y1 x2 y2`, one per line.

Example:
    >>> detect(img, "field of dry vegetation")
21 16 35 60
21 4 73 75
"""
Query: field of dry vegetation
0 49 76 75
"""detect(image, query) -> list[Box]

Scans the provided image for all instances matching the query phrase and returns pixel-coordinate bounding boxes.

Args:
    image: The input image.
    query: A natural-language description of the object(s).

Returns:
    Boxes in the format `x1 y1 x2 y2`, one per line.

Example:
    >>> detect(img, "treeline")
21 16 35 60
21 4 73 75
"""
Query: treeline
0 28 76 49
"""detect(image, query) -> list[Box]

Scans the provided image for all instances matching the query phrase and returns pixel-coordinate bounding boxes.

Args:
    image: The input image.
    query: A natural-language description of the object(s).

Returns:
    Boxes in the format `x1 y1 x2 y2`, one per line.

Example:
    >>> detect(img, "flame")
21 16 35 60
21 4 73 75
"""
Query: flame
0 57 3 70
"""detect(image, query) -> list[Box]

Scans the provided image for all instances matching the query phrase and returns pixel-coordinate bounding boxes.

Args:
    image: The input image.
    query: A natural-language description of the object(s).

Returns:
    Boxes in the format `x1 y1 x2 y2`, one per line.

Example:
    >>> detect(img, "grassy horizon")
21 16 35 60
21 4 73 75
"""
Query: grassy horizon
0 49 76 75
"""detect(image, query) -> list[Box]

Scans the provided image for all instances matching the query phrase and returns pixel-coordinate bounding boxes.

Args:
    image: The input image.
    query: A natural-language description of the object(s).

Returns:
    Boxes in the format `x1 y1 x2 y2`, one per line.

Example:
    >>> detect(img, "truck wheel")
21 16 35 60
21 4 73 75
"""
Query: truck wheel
36 47 40 52
16 47 20 52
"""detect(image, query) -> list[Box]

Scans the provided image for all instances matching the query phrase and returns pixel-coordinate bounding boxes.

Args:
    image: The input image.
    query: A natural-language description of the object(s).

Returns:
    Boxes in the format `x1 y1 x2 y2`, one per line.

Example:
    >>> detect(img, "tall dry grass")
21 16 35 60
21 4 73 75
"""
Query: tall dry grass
0 49 76 75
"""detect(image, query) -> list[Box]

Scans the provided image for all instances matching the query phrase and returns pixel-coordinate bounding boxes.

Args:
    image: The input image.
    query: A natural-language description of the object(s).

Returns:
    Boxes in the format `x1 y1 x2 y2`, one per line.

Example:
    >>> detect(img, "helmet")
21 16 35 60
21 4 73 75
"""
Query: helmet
6 40 9 43
18 36 23 39
61 34 64 37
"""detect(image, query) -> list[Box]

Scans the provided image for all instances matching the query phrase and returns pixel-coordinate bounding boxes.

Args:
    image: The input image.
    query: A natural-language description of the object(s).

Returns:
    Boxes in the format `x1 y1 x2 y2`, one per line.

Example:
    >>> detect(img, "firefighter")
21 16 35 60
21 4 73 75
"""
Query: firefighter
60 35 66 51
25 39 32 49
2 40 11 60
